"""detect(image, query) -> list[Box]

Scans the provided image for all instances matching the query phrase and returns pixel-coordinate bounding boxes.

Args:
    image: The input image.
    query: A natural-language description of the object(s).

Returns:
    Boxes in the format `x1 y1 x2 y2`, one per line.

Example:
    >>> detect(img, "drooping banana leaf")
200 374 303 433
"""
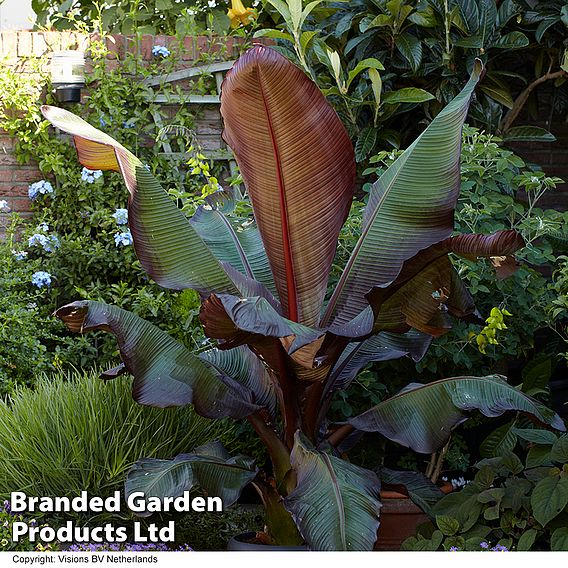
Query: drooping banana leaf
349 375 566 454
220 46 356 327
322 60 484 328
199 293 326 368
41 105 238 297
364 230 523 334
328 330 432 391
55 300 259 419
125 440 257 517
190 188 278 297
199 345 278 420
284 432 381 551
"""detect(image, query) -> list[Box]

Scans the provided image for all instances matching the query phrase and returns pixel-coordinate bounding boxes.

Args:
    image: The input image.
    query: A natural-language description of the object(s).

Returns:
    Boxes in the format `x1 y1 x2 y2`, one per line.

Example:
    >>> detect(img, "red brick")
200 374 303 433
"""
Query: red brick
0 169 13 182
5 198 31 212
14 169 42 183
0 153 19 166
106 35 124 60
196 36 208 58
182 37 196 61
4 184 31 198
1 32 17 58
139 35 154 60
17 32 32 58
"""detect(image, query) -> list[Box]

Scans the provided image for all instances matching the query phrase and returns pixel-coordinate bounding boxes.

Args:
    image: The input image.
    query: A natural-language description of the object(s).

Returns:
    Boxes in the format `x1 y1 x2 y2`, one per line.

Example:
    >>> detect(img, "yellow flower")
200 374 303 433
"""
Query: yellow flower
227 0 256 28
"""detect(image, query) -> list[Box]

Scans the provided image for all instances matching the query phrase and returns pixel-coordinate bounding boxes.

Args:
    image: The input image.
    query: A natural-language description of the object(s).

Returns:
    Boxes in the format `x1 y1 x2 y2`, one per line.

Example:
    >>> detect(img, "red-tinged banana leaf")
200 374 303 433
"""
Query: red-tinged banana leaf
55 300 260 419
362 230 523 334
349 375 566 454
125 441 257 517
283 432 381 551
41 105 238 297
199 345 278 420
190 189 278 297
329 330 432 391
322 60 484 328
220 46 356 327
200 293 331 370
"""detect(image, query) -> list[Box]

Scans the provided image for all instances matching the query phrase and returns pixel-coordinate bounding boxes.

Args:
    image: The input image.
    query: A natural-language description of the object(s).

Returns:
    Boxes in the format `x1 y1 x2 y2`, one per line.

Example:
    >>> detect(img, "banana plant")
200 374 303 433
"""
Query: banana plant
42 46 566 551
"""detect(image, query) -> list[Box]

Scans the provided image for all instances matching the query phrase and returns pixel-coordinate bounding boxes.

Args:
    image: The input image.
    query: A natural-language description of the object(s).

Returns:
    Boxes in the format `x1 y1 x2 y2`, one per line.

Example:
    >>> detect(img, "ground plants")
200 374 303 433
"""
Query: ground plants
0 369 235 504
42 45 566 550
403 428 568 551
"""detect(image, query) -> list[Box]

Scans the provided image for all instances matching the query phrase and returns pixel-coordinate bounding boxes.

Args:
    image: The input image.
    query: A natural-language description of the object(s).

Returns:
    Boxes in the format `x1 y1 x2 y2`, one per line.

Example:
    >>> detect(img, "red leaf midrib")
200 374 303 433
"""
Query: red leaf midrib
257 64 298 322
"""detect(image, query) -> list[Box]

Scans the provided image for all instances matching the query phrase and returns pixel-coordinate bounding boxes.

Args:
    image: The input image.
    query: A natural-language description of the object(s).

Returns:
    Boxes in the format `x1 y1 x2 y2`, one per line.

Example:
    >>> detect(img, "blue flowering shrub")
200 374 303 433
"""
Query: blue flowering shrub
0 36 226 389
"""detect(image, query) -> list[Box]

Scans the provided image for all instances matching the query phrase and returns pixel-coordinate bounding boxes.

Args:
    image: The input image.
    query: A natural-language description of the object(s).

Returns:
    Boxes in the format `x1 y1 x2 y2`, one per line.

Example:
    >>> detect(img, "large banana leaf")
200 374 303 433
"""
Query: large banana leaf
55 300 259 419
199 293 326 369
199 345 278 420
41 106 238 297
221 46 356 327
125 441 257 517
190 189 278 297
284 433 381 551
322 60 484 328
350 375 566 454
329 330 432 391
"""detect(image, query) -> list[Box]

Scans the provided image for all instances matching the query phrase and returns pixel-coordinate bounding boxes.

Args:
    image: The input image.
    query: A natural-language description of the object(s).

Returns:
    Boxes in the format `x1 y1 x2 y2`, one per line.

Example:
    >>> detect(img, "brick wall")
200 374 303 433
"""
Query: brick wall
0 31 244 230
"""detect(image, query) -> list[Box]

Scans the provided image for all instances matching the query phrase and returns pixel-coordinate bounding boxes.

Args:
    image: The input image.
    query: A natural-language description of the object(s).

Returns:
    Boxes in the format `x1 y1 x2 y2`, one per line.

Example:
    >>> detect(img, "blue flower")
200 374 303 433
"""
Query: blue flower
99 116 107 128
480 541 489 549
28 180 54 200
0 199 10 212
81 167 103 184
152 45 171 58
11 250 28 260
112 208 128 225
491 544 509 552
28 233 59 252
31 271 52 288
36 222 49 232
449 546 460 551
114 230 133 247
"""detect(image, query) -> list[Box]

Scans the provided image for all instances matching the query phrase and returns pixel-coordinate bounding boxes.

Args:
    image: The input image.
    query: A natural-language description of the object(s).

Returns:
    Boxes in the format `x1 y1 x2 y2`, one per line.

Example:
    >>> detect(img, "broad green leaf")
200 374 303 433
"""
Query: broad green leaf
355 127 377 162
265 0 293 30
125 440 257 517
253 28 294 41
531 476 568 527
480 76 514 109
382 87 435 105
551 527 568 551
503 126 556 143
526 446 553 469
517 528 537 551
457 0 480 34
368 14 392 28
55 300 259 419
454 35 484 48
346 57 384 90
284 433 381 551
221 46 355 327
480 420 517 458
289 0 303 29
478 0 497 46
369 67 382 121
41 106 238 297
514 428 558 446
494 31 529 49
350 375 565 454
436 515 460 536
396 33 422 72
323 60 483 327
432 484 482 532
300 30 319 51
536 16 560 43
551 435 568 463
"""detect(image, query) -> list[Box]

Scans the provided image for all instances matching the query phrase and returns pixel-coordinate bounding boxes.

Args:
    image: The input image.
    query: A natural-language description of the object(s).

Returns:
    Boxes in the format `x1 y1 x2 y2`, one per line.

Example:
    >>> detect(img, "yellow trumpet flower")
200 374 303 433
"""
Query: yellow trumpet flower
227 0 256 28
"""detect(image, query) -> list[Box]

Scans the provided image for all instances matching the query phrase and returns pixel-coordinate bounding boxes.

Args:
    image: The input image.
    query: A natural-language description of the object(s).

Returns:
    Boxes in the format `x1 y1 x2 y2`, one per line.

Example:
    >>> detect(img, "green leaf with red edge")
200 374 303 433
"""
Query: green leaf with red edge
220 46 356 327
349 375 566 454
322 60 484 328
41 105 238 297
54 300 260 420
284 432 381 551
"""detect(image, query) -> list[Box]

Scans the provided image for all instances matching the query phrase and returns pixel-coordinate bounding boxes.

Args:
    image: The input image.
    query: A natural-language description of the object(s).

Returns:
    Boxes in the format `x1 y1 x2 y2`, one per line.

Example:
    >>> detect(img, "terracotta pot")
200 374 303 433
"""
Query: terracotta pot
374 484 453 551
